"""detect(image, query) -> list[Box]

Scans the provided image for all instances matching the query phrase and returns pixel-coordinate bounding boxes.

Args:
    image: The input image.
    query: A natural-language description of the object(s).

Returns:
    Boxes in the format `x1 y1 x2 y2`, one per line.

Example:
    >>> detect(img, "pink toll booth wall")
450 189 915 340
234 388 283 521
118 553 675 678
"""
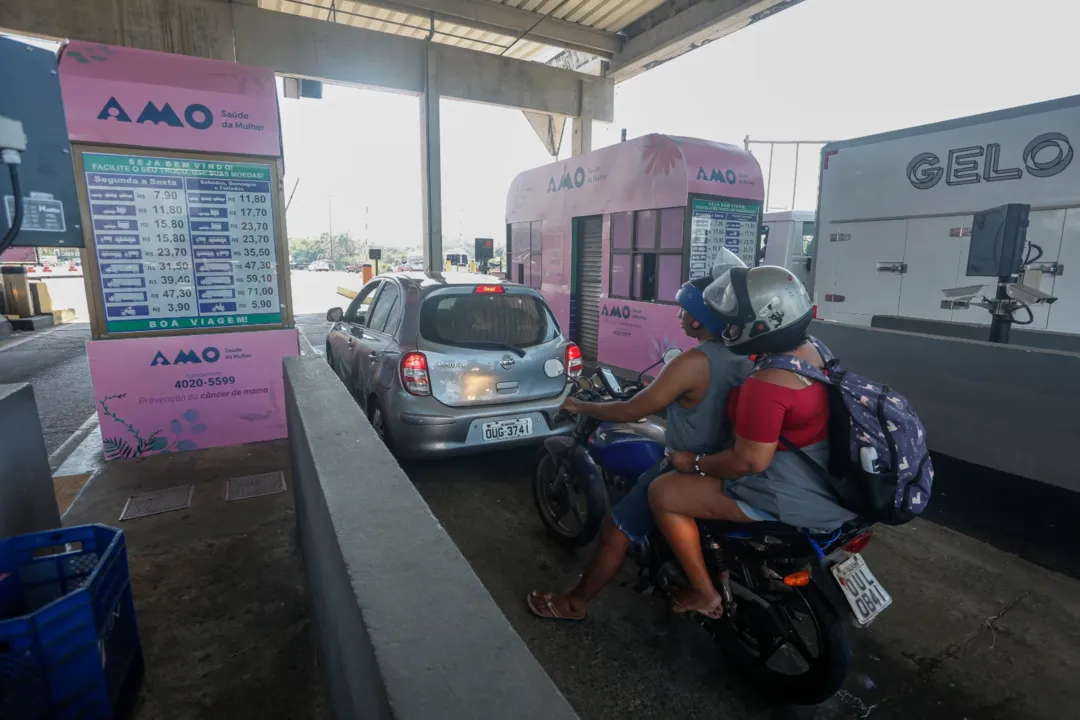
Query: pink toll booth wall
61 42 298 457
87 329 299 456
506 135 764 373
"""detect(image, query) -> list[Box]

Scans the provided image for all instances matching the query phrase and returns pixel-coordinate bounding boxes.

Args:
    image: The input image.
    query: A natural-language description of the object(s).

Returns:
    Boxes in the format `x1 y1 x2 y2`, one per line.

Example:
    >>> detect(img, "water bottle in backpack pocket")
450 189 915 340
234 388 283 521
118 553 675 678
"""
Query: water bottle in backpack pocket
760 338 934 525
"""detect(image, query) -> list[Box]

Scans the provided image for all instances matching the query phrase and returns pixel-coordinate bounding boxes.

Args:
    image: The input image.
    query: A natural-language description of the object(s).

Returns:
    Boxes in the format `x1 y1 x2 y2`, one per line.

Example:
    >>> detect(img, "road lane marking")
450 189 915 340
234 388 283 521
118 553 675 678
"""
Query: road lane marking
0 323 63 352
298 329 320 356
49 412 100 472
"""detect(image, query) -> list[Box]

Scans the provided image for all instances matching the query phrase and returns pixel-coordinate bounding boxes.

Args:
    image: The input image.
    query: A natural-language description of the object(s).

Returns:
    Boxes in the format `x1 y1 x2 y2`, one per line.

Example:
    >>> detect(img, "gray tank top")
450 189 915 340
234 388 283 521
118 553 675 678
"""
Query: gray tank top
665 340 752 455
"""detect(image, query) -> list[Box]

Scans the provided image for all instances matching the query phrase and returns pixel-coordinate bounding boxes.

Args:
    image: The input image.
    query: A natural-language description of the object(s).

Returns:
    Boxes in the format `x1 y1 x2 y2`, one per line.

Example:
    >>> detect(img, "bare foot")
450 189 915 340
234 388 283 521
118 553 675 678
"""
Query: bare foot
526 591 587 621
670 587 723 619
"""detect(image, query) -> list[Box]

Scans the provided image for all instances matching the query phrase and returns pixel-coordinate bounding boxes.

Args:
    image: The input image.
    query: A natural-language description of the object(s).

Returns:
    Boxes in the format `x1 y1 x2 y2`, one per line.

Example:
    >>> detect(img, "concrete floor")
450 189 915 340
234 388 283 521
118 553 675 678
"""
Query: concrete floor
62 440 330 720
409 449 1080 720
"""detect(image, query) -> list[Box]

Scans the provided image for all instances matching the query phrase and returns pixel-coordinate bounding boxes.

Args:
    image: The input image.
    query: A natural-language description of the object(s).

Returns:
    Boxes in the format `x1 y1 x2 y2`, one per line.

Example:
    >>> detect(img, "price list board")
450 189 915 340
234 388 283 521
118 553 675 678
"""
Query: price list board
81 152 281 334
688 198 760 279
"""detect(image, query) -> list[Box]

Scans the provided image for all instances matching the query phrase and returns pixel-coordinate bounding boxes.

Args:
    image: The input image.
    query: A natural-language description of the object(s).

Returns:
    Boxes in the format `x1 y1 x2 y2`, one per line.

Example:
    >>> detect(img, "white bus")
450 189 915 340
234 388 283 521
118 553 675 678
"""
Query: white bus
813 94 1080 333
761 210 815 288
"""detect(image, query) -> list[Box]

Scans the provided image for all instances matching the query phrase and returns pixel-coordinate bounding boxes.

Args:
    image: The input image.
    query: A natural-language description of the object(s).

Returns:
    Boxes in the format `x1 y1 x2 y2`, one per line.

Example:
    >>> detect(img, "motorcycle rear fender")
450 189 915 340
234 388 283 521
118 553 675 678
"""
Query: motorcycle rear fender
543 437 603 490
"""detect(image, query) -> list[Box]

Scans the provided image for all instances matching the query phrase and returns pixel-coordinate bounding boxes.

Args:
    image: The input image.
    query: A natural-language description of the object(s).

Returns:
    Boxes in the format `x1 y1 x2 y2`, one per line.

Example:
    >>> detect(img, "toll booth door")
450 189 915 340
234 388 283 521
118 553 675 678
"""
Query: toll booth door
576 216 604 361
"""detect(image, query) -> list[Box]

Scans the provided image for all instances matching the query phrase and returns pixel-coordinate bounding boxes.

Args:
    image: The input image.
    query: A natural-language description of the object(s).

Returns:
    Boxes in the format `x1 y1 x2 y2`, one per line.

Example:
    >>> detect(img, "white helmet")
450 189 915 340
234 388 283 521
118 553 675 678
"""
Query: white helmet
702 249 747 315
706 265 814 356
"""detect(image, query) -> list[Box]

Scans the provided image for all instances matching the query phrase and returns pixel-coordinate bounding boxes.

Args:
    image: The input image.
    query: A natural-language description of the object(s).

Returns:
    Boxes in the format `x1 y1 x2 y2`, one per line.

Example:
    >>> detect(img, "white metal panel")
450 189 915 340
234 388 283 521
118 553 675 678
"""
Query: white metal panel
944 216 987 327
898 217 965 322
1046 208 1080 334
811 220 842 319
821 98 1080 223
829 220 907 325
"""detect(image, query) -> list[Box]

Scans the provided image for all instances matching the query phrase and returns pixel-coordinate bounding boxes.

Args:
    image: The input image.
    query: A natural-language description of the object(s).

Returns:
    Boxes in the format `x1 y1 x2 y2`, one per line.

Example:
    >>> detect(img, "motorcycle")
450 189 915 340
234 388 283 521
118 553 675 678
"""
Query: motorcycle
533 359 890 705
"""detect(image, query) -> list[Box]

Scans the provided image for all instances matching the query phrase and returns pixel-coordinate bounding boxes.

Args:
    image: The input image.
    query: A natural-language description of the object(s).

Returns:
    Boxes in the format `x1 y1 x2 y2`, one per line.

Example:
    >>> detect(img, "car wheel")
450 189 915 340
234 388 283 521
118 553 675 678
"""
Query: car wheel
368 397 395 453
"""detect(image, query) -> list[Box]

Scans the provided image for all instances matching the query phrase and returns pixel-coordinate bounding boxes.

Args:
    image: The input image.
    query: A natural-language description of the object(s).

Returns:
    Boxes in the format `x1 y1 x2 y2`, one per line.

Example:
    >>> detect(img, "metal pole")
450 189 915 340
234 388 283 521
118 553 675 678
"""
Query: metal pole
328 196 333 265
765 144 775 212
791 143 801 210
988 279 1012 344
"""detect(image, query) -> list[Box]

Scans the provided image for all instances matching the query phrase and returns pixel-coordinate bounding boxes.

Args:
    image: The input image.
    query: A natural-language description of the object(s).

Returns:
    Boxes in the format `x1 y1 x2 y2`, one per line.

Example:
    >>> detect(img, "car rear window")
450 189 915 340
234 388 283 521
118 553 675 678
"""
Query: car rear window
419 292 556 348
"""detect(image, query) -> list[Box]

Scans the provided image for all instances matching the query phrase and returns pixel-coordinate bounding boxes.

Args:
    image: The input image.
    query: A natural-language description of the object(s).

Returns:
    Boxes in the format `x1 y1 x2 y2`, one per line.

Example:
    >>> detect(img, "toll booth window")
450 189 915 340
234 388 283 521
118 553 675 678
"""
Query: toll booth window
609 207 686 303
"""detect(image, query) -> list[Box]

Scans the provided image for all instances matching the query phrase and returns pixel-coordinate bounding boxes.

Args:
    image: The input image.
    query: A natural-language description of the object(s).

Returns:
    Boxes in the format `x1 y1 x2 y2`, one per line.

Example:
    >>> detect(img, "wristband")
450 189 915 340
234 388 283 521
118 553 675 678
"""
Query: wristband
694 454 707 477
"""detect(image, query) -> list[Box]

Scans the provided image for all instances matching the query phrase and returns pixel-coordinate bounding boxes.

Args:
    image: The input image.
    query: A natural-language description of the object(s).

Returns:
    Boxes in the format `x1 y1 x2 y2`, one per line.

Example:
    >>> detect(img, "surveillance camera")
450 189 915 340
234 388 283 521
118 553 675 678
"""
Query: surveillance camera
1006 283 1058 305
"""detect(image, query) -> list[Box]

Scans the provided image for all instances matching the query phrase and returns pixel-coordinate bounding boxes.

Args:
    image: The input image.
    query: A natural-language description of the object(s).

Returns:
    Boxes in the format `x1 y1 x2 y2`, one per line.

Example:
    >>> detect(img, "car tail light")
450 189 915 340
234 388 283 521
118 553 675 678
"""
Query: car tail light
843 529 873 555
812 304 818 319
474 285 503 294
401 352 431 396
566 343 583 378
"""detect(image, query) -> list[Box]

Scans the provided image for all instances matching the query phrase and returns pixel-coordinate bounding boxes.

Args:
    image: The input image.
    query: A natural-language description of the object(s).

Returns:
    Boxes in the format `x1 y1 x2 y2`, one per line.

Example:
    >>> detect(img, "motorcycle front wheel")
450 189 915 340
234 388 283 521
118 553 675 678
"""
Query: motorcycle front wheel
531 449 606 549
709 576 851 705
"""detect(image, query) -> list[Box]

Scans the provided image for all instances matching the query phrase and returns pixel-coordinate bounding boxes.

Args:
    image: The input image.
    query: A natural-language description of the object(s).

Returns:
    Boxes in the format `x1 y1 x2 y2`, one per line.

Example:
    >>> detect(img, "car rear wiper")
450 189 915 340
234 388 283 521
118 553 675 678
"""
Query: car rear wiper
454 341 526 358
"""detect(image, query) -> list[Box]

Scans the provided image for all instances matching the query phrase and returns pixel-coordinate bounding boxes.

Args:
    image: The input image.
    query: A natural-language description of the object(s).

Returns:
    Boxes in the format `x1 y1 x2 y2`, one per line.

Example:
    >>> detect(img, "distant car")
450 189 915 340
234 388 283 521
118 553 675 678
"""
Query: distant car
325 272 580 458
308 260 331 272
406 255 425 272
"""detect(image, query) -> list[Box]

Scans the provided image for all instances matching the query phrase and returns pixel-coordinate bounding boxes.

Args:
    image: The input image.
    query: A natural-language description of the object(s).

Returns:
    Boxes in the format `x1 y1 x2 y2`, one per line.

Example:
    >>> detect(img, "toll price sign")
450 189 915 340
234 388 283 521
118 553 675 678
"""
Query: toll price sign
83 152 280 333
689 198 760 279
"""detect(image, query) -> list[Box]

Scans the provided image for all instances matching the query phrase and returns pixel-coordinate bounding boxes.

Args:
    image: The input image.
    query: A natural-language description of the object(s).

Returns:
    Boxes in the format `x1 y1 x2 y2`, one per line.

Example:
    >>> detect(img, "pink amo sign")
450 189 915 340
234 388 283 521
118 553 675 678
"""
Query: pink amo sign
59 41 281 157
87 329 299 459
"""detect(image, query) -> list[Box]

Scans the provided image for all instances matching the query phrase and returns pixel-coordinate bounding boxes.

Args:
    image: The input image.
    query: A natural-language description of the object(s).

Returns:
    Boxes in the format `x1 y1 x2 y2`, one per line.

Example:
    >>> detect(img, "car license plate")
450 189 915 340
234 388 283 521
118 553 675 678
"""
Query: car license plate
481 418 533 442
831 553 892 625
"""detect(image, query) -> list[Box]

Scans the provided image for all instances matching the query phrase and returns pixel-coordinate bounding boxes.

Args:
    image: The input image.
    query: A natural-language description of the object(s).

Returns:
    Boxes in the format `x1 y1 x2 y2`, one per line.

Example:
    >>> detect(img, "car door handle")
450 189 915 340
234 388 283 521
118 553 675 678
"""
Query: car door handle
347 337 354 347
368 351 379 359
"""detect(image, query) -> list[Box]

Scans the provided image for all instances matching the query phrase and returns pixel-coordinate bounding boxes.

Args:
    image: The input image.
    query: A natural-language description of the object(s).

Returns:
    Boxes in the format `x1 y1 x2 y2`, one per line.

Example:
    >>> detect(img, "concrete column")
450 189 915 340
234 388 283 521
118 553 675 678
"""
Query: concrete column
571 79 594 157
420 41 443 275
0 384 60 536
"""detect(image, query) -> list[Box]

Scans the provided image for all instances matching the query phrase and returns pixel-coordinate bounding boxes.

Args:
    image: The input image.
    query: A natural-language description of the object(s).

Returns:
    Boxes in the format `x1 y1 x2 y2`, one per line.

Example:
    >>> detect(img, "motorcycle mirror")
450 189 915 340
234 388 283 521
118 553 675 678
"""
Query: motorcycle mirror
544 358 565 378
661 348 683 365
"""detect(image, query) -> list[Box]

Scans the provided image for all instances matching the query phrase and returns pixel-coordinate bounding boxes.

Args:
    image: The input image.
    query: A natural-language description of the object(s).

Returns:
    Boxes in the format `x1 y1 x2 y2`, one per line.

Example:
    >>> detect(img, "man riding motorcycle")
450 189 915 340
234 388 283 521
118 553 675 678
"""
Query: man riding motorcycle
527 255 751 622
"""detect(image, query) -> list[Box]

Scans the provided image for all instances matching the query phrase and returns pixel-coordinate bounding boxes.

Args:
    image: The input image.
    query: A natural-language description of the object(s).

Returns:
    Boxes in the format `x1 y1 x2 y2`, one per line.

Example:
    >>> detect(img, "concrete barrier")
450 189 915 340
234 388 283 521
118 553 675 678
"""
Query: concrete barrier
0 383 60 536
284 356 579 720
871 315 1080 355
811 321 1080 493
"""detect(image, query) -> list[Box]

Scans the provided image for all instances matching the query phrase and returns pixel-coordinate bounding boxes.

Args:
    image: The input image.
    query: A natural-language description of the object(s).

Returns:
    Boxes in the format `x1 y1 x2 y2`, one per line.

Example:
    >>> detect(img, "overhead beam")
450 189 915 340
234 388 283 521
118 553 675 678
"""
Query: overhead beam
0 0 613 120
232 4 613 119
607 0 808 82
354 0 621 58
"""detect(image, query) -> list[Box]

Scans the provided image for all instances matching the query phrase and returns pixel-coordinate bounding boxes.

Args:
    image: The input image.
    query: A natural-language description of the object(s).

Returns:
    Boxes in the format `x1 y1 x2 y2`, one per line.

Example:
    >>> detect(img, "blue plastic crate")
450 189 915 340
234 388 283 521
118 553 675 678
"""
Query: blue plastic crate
0 525 144 719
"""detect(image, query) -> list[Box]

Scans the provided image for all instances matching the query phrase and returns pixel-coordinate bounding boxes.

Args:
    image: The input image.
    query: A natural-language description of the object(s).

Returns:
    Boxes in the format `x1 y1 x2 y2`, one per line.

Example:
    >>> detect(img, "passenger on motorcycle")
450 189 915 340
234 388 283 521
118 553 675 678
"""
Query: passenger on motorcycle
526 266 751 622
649 266 857 618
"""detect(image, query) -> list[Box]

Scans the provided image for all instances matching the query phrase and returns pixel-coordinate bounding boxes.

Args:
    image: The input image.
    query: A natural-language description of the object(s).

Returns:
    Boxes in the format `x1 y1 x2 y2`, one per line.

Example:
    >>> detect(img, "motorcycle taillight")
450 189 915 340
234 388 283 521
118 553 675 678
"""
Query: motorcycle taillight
843 529 873 555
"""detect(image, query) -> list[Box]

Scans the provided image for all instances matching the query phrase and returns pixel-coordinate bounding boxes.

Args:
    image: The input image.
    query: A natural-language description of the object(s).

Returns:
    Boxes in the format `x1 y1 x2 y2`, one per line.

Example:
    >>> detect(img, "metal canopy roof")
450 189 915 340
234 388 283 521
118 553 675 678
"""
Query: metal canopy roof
259 0 668 65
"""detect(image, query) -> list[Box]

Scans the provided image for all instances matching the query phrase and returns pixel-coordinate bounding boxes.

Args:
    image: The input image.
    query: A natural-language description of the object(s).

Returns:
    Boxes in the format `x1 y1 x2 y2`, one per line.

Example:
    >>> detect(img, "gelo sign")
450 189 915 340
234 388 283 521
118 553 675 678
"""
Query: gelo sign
906 132 1073 190
97 96 214 130
150 347 221 366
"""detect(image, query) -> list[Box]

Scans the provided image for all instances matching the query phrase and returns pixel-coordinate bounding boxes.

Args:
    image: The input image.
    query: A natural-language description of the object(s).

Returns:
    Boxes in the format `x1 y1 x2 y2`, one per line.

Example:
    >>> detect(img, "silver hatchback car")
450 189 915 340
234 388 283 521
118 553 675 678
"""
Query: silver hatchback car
325 272 581 458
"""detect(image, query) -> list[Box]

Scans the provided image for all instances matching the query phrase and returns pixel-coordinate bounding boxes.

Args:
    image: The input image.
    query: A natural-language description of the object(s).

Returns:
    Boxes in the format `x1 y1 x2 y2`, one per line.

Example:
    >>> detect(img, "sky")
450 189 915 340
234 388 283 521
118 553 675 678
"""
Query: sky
279 0 1080 249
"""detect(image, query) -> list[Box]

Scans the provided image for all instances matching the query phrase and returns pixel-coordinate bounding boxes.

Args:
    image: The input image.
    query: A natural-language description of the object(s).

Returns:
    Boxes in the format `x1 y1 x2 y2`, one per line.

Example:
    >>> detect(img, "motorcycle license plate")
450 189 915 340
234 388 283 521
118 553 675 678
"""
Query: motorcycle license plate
831 553 892 626
481 418 533 442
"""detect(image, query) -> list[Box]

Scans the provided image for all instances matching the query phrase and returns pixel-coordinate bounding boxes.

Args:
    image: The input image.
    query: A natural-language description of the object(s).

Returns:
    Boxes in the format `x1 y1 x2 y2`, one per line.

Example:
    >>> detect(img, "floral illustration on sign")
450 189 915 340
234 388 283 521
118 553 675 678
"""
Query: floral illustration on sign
100 394 208 460
641 135 684 177
649 333 680 365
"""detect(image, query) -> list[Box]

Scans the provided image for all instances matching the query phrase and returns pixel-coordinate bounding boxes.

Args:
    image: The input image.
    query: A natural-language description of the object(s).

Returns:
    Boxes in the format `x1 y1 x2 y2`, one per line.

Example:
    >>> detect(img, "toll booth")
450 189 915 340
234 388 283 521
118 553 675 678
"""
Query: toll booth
58 41 298 458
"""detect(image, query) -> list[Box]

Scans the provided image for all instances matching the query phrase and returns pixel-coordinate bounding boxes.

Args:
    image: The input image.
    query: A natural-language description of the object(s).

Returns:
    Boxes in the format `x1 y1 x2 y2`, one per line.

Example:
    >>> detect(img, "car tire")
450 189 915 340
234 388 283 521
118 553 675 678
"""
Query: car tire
368 397 395 454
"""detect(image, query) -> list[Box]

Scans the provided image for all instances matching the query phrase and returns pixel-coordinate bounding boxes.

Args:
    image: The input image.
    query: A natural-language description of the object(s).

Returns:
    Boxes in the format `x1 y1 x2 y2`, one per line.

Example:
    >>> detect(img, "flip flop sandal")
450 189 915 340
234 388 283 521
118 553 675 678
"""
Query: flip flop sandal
670 593 723 620
526 592 586 622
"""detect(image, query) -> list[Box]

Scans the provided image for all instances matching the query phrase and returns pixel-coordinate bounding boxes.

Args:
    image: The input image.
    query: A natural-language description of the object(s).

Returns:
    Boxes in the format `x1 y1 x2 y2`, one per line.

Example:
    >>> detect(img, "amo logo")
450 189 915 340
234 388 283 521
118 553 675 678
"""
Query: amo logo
601 304 632 319
696 167 738 185
151 347 221 366
97 96 214 131
548 167 586 193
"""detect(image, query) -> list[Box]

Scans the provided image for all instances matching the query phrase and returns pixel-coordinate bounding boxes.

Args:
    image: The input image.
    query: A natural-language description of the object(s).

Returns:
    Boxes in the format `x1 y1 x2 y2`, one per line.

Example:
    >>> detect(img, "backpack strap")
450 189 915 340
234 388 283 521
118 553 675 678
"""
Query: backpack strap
754 351 831 384
779 435 848 503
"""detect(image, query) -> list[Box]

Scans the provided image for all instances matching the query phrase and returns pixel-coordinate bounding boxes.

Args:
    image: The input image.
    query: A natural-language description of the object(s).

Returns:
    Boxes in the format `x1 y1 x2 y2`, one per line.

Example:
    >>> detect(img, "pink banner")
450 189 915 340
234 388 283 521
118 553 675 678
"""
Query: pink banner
59 41 281 157
87 329 299 459
598 300 699 373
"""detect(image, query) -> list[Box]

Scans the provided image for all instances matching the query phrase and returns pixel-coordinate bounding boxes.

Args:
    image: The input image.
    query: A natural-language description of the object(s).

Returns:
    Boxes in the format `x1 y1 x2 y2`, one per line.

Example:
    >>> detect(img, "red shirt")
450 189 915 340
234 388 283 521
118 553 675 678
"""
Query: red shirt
727 376 829 449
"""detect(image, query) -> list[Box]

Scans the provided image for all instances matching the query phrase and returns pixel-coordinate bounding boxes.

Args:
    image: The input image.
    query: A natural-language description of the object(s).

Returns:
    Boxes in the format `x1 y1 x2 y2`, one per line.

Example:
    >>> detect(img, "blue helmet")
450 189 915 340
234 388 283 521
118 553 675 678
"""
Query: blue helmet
676 276 728 337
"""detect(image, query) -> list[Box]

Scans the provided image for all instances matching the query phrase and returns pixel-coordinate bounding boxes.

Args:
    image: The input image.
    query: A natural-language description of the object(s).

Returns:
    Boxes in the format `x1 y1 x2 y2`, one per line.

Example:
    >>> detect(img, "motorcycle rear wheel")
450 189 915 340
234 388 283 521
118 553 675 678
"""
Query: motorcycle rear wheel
710 577 851 705
532 449 606 549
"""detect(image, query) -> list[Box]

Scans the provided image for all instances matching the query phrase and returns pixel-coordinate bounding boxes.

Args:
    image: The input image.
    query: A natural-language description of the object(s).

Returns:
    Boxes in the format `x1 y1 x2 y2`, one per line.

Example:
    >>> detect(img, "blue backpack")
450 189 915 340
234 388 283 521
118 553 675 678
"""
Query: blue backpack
755 337 933 525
